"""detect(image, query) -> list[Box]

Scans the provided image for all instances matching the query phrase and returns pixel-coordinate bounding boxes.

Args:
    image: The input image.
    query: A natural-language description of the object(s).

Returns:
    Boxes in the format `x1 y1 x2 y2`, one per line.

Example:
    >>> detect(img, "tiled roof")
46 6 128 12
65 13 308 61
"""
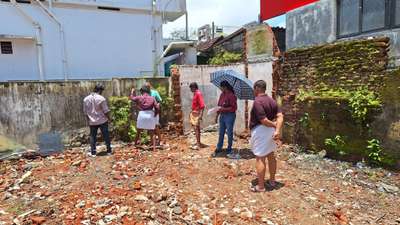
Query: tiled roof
197 36 224 52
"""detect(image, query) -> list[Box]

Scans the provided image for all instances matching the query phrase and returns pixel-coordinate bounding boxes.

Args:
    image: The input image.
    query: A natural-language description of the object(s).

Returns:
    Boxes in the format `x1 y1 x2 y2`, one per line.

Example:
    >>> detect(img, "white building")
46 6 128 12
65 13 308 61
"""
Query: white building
0 0 186 81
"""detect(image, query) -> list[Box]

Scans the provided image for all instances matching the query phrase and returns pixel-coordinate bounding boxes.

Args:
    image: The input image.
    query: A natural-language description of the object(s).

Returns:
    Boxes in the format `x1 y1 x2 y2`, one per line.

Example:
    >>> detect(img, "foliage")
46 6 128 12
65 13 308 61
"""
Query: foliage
348 88 381 123
249 29 269 55
153 84 174 123
325 135 347 156
208 50 242 65
296 87 381 123
299 113 310 128
366 139 383 165
109 96 149 143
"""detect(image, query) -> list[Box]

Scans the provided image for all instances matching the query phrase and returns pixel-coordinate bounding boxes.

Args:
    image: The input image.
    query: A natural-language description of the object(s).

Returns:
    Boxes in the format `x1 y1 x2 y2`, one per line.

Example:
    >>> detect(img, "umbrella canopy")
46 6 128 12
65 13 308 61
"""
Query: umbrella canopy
210 69 255 100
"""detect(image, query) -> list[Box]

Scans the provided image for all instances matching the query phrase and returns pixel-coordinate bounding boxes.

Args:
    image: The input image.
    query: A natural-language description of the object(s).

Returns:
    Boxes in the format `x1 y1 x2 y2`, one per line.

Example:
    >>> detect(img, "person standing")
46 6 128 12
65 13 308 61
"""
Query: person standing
250 80 284 192
130 85 159 151
189 82 206 150
145 82 163 146
83 84 112 157
213 81 237 158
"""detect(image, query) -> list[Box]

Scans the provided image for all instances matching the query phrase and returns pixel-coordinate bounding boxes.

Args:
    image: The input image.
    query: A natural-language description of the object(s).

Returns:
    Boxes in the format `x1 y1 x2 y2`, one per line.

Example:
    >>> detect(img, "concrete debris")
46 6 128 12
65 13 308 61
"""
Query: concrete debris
134 195 149 201
377 182 399 194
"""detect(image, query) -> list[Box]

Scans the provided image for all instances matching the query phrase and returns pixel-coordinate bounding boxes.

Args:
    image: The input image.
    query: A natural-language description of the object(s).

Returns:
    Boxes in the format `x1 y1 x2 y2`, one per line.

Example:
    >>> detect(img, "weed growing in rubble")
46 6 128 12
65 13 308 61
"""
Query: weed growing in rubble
366 139 383 165
325 135 347 156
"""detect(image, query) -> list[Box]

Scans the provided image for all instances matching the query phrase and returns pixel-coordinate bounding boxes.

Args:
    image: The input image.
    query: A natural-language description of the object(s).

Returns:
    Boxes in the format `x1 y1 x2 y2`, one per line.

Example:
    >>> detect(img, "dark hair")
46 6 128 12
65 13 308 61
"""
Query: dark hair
94 83 105 92
220 81 234 93
254 80 267 91
189 82 198 90
140 85 151 94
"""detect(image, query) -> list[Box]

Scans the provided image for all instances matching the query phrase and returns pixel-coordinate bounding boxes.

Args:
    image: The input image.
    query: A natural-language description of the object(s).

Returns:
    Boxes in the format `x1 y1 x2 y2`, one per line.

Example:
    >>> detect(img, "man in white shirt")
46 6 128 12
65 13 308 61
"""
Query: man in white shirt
83 84 112 157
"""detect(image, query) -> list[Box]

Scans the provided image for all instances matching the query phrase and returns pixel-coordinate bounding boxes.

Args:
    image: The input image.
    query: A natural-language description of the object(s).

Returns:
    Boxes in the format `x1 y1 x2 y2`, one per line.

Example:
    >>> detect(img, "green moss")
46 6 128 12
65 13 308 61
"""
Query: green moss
250 30 269 55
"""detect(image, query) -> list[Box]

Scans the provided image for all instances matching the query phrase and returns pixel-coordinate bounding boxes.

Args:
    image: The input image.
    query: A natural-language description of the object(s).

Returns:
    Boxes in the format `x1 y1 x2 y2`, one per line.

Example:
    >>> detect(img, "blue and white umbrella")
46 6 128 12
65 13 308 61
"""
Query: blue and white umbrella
210 69 254 100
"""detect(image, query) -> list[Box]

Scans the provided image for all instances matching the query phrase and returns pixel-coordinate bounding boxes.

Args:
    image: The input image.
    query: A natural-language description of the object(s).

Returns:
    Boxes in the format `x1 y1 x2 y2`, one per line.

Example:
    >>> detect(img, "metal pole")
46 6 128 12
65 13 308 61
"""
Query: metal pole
212 22 215 39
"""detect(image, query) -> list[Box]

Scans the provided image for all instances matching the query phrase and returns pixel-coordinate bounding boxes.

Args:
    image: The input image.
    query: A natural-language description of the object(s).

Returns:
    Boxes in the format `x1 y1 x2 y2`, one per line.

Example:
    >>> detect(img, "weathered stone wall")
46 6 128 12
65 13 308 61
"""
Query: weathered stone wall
0 78 170 148
278 37 400 168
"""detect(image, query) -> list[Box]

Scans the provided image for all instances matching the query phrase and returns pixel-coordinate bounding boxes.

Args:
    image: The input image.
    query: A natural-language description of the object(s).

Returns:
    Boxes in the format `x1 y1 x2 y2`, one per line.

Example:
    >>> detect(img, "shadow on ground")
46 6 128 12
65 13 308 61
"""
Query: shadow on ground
251 179 285 192
211 148 255 160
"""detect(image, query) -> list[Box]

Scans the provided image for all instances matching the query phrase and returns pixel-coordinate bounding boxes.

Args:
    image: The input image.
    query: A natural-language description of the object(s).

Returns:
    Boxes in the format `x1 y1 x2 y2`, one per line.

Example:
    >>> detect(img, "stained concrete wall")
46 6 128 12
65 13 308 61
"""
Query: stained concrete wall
0 78 169 147
286 0 337 50
178 61 274 135
286 0 400 66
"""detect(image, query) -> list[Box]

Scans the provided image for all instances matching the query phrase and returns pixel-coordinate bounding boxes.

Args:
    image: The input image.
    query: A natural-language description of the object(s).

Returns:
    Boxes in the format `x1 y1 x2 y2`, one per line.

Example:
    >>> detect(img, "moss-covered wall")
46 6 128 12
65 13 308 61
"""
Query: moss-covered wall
279 37 400 168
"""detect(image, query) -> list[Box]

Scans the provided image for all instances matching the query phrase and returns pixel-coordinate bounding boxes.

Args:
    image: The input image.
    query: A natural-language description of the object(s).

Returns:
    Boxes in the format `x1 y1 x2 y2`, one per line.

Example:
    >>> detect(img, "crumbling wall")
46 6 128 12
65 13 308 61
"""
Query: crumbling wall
0 78 170 147
279 37 400 168
280 37 389 123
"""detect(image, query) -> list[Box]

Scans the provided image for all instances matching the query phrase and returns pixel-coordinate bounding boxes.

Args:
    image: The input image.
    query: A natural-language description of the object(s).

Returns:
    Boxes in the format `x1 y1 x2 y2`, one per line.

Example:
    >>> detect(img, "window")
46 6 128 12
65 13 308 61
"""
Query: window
338 0 360 36
338 0 399 37
15 0 31 3
0 41 13 54
97 6 120 11
395 0 400 26
362 0 386 32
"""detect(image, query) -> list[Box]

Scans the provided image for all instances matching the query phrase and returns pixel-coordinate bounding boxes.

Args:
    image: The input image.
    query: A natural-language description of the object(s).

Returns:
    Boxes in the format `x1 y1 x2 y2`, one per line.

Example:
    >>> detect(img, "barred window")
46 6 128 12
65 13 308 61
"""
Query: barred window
0 41 13 54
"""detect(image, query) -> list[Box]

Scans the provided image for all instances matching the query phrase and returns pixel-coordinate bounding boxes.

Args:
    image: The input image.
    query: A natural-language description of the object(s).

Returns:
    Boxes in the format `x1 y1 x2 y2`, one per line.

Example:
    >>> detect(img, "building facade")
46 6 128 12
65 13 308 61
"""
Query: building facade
286 0 400 66
0 0 186 81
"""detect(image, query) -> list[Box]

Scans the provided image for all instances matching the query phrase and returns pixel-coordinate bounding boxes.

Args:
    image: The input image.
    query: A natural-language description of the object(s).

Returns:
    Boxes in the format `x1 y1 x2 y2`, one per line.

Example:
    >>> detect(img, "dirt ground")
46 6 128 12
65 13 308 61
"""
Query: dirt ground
0 131 399 225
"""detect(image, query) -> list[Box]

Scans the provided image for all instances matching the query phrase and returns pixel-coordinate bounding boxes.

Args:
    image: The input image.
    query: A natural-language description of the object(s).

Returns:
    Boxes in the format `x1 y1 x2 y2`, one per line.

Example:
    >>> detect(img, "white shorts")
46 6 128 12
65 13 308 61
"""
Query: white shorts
251 125 277 157
137 110 156 130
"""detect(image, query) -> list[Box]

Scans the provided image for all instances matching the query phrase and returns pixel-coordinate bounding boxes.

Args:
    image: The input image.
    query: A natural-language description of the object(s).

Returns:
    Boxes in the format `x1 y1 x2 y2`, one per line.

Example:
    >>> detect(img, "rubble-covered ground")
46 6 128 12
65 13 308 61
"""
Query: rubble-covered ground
0 131 399 225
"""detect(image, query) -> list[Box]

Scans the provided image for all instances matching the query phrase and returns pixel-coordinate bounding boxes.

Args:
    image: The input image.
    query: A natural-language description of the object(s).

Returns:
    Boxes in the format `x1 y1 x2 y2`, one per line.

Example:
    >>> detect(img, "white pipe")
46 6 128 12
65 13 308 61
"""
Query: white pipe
11 0 45 81
35 0 68 81
152 0 159 77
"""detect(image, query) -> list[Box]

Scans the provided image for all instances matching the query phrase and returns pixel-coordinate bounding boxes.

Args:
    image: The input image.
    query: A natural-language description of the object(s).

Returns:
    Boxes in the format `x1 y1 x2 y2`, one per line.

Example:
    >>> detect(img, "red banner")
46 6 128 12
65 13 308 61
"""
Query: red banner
260 0 319 21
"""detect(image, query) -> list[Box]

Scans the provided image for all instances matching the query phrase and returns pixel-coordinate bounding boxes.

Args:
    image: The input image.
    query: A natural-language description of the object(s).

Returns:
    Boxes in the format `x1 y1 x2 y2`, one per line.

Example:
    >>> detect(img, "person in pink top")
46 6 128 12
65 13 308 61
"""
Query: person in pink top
130 85 160 151
213 81 237 158
83 84 112 157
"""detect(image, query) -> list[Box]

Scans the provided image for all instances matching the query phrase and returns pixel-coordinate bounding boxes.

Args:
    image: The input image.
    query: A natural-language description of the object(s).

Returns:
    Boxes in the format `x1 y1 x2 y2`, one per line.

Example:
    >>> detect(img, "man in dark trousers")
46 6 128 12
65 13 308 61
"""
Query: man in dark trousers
83 84 112 157
250 80 284 192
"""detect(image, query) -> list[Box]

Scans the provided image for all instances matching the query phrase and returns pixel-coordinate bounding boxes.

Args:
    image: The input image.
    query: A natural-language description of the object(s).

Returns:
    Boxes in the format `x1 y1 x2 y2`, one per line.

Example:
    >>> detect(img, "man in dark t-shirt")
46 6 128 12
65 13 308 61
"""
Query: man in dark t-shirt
249 80 284 192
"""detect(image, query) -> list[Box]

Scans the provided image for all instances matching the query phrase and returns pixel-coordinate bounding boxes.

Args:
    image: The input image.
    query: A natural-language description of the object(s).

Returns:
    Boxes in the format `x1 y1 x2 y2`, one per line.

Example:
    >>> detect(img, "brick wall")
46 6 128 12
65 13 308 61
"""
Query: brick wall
279 37 390 123
277 37 400 168
170 67 184 135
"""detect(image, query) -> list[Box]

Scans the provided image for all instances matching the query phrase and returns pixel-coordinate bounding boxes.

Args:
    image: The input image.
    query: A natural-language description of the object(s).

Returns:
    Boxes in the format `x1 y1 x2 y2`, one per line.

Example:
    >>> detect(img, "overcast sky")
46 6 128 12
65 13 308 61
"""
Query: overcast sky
163 0 286 38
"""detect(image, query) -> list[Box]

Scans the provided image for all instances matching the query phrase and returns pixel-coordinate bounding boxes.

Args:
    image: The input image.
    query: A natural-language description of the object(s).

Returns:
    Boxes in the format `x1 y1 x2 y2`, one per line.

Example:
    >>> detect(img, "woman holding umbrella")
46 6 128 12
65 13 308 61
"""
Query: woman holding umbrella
210 70 254 158
213 81 237 157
